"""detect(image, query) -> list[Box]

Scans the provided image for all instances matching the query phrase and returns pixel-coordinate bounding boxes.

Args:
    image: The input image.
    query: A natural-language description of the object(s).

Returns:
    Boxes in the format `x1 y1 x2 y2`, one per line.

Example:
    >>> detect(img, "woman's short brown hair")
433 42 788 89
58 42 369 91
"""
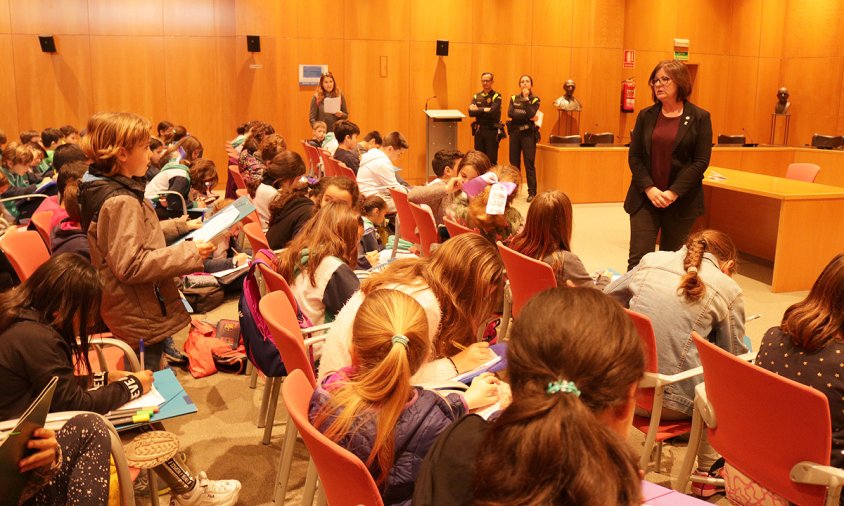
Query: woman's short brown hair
649 59 692 103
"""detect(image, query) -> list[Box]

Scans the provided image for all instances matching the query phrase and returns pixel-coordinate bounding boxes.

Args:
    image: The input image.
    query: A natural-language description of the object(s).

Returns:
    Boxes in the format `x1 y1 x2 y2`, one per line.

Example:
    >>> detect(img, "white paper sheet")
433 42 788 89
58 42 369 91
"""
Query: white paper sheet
117 385 165 410
323 96 341 114
189 206 239 243
534 110 544 128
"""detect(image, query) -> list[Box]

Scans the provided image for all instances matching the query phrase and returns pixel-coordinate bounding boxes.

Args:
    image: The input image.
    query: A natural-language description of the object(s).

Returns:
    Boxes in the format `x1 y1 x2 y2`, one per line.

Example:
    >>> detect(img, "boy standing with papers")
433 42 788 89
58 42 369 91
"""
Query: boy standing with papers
79 112 215 370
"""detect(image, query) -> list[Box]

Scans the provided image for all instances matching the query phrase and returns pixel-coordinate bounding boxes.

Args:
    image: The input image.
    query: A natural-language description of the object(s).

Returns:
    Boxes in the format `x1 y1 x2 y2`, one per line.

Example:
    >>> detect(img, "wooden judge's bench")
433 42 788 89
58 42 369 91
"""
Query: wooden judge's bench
535 144 844 292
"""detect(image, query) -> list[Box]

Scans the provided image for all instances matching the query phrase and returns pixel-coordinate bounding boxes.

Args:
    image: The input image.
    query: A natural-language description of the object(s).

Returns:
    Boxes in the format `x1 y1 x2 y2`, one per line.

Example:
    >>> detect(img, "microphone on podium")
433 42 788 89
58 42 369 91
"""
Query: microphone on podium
425 95 437 111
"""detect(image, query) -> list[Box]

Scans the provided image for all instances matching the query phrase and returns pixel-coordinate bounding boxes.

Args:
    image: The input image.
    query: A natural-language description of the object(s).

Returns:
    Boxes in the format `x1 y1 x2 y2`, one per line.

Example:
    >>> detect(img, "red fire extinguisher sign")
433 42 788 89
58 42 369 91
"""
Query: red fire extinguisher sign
623 50 635 68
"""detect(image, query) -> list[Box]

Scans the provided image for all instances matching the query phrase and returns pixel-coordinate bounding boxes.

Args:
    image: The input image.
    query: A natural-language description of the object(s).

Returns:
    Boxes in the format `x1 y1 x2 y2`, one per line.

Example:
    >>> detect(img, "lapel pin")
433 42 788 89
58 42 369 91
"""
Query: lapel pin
684 121 688 125
685 116 690 120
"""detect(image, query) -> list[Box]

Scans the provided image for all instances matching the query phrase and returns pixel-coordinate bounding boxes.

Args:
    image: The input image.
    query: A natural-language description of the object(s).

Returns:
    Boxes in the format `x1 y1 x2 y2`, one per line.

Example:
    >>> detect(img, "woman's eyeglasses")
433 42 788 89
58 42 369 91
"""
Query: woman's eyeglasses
650 76 672 87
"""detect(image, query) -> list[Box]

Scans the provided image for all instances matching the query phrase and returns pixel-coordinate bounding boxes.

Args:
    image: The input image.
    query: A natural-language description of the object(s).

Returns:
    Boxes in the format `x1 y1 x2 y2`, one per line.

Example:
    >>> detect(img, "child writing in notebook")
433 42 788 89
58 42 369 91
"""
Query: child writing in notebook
310 289 501 506
414 287 644 505
79 112 215 370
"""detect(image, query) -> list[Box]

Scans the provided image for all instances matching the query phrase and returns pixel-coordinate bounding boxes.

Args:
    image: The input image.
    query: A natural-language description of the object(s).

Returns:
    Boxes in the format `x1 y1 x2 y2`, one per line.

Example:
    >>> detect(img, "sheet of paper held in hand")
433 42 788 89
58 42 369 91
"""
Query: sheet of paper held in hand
323 96 341 114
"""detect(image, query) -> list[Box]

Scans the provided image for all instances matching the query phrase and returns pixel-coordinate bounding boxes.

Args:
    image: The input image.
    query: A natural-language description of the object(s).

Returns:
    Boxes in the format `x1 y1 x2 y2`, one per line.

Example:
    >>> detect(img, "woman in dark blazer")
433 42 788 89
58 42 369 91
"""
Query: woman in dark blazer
624 59 712 270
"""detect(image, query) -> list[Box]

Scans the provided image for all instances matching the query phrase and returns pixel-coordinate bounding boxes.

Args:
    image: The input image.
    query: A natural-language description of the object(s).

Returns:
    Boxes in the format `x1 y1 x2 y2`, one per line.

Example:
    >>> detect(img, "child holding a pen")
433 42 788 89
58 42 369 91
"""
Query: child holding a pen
79 112 215 370
0 253 241 505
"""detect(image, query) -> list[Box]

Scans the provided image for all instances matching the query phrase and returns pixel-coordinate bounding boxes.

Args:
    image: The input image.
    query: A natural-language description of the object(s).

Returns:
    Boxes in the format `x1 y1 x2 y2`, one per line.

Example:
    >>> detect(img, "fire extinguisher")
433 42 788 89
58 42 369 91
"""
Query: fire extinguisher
621 78 635 113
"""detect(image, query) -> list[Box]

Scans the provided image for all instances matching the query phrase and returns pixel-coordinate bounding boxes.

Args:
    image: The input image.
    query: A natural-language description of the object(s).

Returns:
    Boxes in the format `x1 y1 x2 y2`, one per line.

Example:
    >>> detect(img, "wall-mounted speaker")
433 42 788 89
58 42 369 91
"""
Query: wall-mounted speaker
247 35 261 53
436 40 449 57
38 35 56 53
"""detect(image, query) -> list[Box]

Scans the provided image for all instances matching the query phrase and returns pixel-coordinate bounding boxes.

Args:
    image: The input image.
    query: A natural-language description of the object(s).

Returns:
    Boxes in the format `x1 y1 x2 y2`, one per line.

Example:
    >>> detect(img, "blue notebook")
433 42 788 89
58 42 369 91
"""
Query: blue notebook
115 369 196 431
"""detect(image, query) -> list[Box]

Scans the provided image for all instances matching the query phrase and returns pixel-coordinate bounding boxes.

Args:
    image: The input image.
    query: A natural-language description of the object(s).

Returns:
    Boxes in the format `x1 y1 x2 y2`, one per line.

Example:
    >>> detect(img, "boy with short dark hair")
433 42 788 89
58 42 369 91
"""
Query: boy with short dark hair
333 120 361 174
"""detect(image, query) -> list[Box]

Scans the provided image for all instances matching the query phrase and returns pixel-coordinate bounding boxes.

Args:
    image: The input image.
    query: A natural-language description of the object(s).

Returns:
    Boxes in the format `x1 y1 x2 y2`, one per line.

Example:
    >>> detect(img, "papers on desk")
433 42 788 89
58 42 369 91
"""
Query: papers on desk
707 171 727 181
212 262 250 285
116 385 165 411
323 96 342 114
451 353 502 383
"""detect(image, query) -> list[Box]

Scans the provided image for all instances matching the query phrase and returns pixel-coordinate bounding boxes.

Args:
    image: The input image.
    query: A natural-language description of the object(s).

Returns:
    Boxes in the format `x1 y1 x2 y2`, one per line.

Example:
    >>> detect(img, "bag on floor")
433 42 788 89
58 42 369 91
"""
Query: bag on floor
212 347 248 375
182 274 225 313
239 259 287 377
184 319 228 378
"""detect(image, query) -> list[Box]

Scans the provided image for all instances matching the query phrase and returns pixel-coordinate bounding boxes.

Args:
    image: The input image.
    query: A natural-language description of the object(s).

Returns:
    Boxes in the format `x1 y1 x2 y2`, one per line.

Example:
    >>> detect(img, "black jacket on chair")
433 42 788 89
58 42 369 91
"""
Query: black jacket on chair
624 101 712 219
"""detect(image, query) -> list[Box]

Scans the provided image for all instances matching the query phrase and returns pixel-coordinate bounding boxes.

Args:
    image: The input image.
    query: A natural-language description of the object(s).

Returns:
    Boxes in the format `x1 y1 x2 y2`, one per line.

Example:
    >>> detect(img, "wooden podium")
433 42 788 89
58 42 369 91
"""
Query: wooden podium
424 109 465 181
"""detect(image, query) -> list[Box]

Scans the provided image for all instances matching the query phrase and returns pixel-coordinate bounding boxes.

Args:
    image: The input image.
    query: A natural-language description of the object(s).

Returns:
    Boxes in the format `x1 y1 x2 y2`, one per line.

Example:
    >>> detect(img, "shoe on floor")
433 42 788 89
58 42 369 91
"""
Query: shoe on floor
170 471 241 506
690 469 725 498
163 336 188 365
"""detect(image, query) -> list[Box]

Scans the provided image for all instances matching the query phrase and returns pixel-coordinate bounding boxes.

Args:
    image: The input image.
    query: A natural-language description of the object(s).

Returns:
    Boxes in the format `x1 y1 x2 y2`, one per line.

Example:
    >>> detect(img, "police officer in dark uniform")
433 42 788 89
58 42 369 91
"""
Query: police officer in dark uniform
508 74 541 202
468 72 503 164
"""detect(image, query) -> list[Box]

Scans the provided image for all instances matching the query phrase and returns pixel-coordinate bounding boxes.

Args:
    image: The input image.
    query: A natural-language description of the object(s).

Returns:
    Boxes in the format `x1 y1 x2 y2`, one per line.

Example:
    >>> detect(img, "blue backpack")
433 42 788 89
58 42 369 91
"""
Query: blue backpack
238 257 287 377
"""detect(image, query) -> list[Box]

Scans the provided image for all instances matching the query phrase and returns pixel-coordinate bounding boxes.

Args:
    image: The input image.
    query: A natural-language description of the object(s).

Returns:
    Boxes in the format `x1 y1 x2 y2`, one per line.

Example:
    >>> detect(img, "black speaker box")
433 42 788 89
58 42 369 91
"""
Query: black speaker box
436 40 449 57
38 35 56 53
247 35 261 53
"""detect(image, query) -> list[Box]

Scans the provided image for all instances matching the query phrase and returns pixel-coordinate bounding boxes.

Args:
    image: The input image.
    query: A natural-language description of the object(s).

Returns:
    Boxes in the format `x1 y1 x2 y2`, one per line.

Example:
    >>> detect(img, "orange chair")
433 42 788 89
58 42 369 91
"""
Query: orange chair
1 229 49 281
228 166 247 191
674 333 842 505
408 202 439 257
443 216 477 237
335 160 356 180
625 309 699 473
243 221 271 253
319 149 337 177
31 210 54 250
260 291 327 505
301 142 323 177
282 369 385 506
785 162 821 183
496 242 556 317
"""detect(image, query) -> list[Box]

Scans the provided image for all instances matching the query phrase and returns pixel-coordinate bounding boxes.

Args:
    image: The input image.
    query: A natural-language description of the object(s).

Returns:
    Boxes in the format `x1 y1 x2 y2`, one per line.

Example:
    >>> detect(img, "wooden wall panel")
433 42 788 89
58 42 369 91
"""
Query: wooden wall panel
345 0 409 41
89 36 167 123
530 46 572 138
729 0 763 57
234 0 296 37
293 0 342 40
688 55 729 138
0 34 18 139
780 57 844 145
11 34 92 130
164 0 219 37
0 0 10 33
753 57 781 144
759 0 786 57
720 56 759 138
781 0 844 58
623 0 676 52
578 0 625 49
581 48 624 137
213 0 236 37
676 0 731 56
409 0 473 43
87 0 163 36
472 0 532 46
8 0 89 34
531 0 573 47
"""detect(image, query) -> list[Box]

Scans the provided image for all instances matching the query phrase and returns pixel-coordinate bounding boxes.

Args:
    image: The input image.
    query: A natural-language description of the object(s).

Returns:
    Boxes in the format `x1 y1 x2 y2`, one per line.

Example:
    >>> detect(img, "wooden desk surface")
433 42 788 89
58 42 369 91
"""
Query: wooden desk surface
704 167 844 200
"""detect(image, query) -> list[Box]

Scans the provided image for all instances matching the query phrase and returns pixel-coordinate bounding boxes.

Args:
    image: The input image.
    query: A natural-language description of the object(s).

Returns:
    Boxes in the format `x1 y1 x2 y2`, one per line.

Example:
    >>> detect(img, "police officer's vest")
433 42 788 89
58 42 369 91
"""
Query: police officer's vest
472 90 501 125
510 95 539 125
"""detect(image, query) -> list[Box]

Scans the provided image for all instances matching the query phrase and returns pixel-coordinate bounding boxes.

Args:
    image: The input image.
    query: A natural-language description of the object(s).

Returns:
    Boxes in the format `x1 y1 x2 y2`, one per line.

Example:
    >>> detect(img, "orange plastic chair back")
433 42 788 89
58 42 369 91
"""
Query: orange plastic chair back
1 230 49 281
229 167 247 190
258 291 316 386
408 202 439 257
256 263 300 314
496 242 557 317
388 188 419 244
302 143 322 175
694 333 831 505
443 217 477 237
785 162 820 183
625 309 659 411
31 210 54 250
243 221 271 252
282 370 385 506
319 150 337 177
335 160 356 180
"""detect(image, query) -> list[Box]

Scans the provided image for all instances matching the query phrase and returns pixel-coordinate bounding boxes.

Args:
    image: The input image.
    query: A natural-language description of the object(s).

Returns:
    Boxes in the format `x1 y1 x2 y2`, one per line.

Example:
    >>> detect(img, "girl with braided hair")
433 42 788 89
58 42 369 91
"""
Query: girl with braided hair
605 228 747 491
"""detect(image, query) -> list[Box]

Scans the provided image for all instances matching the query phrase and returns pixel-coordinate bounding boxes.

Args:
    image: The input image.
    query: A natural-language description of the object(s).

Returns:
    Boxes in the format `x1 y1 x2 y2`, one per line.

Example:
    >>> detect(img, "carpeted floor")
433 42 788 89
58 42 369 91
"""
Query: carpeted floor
134 194 805 505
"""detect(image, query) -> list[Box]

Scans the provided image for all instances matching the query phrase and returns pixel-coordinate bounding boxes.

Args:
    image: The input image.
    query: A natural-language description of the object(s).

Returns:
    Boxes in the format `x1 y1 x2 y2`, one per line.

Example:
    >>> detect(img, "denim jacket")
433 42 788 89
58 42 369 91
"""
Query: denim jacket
604 247 746 415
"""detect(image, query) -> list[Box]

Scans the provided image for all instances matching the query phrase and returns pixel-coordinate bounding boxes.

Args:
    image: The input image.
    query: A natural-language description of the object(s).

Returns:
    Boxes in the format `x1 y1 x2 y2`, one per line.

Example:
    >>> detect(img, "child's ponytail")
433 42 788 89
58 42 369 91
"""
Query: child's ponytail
314 290 429 485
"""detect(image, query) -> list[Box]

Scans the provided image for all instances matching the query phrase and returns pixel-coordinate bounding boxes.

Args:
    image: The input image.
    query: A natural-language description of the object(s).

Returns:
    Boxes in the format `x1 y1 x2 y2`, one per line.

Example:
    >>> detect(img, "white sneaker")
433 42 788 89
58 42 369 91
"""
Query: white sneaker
170 471 241 506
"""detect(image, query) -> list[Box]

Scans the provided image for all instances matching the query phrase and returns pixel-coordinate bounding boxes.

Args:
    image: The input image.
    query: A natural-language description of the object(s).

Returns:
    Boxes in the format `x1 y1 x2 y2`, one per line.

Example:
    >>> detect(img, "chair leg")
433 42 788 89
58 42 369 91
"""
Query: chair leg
675 402 705 492
249 362 258 389
639 388 665 472
390 215 401 259
263 377 282 445
655 441 663 473
273 413 298 503
301 458 318 506
315 486 327 506
258 376 274 428
149 470 160 506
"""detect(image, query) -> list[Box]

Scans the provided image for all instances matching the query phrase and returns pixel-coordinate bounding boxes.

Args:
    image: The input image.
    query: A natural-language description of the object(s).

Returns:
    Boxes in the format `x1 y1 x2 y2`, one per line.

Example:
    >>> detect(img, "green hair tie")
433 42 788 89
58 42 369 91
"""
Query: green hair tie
391 335 409 348
546 380 581 397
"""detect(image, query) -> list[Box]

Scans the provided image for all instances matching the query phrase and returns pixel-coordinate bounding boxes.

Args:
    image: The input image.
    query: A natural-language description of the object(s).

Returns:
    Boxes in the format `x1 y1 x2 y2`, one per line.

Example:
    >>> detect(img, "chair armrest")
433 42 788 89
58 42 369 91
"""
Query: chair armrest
737 351 758 362
302 323 332 336
84 336 141 372
639 366 704 388
791 461 844 487
303 333 328 348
